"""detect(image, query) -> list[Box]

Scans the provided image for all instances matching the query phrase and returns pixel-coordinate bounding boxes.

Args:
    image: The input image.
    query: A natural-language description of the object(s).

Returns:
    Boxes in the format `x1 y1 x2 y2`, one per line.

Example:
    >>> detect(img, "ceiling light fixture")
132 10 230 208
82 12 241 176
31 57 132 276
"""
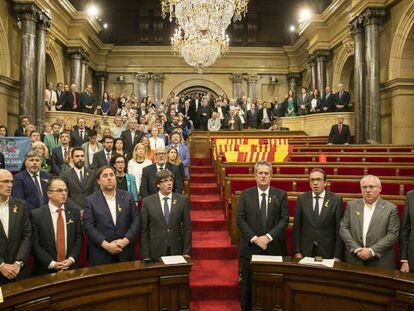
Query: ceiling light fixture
298 8 312 23
87 5 99 18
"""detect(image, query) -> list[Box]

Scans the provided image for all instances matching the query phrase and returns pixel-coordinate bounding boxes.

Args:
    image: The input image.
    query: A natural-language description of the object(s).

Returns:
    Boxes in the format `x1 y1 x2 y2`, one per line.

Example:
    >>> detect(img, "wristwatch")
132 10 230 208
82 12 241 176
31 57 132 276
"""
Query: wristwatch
14 261 24 268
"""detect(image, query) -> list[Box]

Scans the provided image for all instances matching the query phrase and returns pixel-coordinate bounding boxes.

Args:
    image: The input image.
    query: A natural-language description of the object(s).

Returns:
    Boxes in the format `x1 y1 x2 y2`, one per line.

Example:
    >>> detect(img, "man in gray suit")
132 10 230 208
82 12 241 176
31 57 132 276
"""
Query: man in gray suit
140 169 191 262
339 175 399 269
296 87 311 116
400 190 414 272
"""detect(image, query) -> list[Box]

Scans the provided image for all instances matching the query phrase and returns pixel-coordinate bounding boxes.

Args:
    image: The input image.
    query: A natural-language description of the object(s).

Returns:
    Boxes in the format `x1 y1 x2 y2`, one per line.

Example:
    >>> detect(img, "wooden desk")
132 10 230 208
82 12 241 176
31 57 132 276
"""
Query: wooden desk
0 260 192 311
251 260 414 311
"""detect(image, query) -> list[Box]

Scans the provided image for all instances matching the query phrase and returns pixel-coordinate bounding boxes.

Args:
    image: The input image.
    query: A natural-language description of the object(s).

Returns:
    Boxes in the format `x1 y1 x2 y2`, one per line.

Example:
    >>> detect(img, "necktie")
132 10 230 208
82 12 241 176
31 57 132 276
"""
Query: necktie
56 208 66 262
32 173 43 205
131 131 135 145
313 196 320 225
80 130 84 140
63 147 67 159
106 152 111 164
79 170 84 184
260 193 267 230
338 125 342 135
163 197 170 224
158 165 164 172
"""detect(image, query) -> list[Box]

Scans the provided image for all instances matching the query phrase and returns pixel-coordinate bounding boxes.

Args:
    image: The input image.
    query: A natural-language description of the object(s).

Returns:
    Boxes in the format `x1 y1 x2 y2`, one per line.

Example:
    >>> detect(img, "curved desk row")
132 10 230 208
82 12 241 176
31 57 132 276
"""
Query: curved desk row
251 260 414 311
0 260 192 310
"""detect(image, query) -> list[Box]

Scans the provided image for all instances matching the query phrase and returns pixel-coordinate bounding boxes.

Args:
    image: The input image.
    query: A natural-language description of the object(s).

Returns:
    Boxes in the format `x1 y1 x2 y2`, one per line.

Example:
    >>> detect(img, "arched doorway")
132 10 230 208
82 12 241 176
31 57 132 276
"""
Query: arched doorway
46 54 57 85
177 86 219 100
338 55 355 110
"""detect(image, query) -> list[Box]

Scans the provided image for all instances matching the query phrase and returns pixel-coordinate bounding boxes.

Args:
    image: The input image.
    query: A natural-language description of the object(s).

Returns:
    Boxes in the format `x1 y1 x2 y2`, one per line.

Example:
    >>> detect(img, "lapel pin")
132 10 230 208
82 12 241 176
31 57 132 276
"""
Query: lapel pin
324 200 330 208
172 199 177 205
355 211 361 216
86 172 89 176
117 204 122 212
66 219 74 225
268 197 272 204
12 205 18 213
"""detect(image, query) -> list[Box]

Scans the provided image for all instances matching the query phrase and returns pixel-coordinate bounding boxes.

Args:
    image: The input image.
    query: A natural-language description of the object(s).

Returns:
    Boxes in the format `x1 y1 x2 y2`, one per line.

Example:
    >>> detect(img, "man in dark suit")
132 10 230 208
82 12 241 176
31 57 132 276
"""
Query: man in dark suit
14 116 29 137
293 168 344 260
91 135 114 170
328 115 351 145
12 150 52 211
0 152 4 169
141 170 191 261
51 132 71 176
236 161 289 311
400 190 414 272
320 86 335 112
60 148 97 210
140 147 183 198
296 87 311 115
197 99 212 131
246 104 259 129
80 84 96 114
189 94 200 129
225 107 242 131
65 83 82 112
55 82 66 111
334 83 350 112
340 175 399 269
0 169 31 284
70 117 89 147
30 178 82 276
120 118 144 156
84 166 140 266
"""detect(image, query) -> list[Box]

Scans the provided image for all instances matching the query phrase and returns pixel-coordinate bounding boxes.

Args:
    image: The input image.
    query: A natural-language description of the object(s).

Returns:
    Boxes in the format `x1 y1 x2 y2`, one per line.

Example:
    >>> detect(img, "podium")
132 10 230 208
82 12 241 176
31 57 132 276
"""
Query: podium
0 260 192 310
251 260 414 311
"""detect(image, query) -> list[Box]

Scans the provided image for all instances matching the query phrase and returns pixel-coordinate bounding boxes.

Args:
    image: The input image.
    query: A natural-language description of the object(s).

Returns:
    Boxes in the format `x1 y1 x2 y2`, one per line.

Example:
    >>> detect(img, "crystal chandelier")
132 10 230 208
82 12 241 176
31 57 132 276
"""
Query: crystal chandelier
172 27 229 73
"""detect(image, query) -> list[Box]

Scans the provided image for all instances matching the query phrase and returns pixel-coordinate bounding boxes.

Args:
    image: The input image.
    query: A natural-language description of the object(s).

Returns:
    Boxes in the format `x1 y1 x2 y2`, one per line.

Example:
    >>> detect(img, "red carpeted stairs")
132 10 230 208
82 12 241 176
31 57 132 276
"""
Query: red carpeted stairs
190 158 240 311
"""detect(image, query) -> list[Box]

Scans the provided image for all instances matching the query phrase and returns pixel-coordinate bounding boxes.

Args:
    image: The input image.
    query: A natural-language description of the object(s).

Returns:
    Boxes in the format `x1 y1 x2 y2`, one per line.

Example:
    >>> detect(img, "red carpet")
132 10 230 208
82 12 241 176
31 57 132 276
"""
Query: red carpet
190 158 240 311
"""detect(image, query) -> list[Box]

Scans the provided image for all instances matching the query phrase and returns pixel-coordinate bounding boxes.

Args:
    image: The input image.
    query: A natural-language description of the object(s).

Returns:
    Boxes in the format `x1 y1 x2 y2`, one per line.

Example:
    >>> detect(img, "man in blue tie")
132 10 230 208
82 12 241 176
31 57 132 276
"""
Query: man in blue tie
140 169 191 262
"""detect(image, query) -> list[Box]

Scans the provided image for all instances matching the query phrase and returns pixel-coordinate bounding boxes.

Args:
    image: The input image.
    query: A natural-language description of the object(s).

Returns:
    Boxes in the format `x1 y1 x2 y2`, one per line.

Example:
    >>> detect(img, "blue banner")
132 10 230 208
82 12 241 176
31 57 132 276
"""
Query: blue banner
0 137 31 172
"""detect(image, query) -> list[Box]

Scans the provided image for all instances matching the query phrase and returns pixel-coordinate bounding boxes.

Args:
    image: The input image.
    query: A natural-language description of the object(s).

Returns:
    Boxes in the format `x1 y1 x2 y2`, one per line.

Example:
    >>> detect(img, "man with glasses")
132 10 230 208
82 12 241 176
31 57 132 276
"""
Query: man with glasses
121 118 143 156
12 150 52 211
141 170 191 262
0 169 31 284
140 147 182 198
293 168 344 261
30 178 82 275
84 166 140 266
60 148 97 210
340 175 399 268
236 161 289 311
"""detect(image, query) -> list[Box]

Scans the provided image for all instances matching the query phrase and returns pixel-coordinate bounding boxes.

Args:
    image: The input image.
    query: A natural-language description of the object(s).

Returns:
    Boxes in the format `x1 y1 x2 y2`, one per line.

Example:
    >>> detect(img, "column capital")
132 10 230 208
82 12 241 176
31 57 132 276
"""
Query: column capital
152 73 164 82
313 50 330 61
247 74 260 84
349 15 364 34
95 71 108 80
308 54 317 65
230 74 243 83
37 10 51 30
362 8 386 27
287 73 301 82
135 73 151 82
81 57 89 65
14 3 41 22
67 47 85 60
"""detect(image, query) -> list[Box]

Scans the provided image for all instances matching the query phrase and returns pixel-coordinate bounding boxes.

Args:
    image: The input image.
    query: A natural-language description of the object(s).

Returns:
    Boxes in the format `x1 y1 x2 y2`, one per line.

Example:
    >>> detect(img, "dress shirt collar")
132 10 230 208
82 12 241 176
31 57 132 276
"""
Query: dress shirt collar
158 192 173 201
103 191 116 201
363 198 379 209
313 190 325 199
258 187 270 197
48 201 65 213
0 198 9 207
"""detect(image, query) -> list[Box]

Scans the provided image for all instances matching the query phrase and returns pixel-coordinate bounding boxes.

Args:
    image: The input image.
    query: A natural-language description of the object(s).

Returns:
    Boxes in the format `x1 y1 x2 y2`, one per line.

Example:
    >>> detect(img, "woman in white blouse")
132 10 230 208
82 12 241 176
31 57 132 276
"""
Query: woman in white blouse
128 143 152 195
148 126 165 150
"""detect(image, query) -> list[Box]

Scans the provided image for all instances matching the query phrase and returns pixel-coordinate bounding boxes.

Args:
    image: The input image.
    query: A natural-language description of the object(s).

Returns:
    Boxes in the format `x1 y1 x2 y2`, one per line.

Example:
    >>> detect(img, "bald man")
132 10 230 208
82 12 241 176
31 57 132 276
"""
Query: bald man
0 169 31 284
140 147 183 198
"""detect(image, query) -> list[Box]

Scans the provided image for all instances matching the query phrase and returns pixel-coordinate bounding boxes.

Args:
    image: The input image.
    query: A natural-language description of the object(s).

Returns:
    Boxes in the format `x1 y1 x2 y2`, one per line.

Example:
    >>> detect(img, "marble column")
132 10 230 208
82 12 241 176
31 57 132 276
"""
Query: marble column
80 56 89 92
137 73 151 103
309 56 318 91
287 73 301 95
15 3 39 121
247 75 260 102
153 73 164 106
315 50 330 95
68 48 83 91
35 11 51 128
363 9 385 144
95 71 108 101
230 74 243 100
350 15 366 144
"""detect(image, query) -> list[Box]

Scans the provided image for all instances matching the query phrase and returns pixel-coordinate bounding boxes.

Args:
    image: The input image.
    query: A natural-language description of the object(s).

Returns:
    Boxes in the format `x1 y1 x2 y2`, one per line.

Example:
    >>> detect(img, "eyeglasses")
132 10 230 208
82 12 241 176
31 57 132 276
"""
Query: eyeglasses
310 178 324 182
48 188 68 193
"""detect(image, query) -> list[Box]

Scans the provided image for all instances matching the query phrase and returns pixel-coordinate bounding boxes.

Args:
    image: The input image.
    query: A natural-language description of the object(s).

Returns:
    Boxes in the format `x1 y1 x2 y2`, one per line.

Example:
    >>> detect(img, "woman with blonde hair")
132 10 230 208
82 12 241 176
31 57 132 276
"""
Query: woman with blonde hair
32 141 51 173
140 136 155 162
60 147 74 173
128 143 152 196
